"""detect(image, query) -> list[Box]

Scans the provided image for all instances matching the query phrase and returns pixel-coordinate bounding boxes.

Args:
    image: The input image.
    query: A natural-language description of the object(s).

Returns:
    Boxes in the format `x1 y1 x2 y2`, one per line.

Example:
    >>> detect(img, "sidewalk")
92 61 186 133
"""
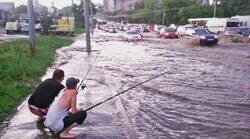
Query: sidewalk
0 34 132 139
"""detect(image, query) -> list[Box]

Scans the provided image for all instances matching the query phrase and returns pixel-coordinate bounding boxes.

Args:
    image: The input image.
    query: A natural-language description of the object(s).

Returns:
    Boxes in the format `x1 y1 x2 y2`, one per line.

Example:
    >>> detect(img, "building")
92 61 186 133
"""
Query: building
0 2 15 22
200 0 210 5
48 2 59 16
0 2 15 14
103 0 115 12
33 0 48 15
103 0 143 12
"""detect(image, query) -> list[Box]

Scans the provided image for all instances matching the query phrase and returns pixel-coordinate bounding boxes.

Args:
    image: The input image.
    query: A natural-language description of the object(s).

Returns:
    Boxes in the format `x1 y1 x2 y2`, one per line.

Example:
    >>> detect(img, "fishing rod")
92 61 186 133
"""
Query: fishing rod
77 50 102 91
85 71 169 112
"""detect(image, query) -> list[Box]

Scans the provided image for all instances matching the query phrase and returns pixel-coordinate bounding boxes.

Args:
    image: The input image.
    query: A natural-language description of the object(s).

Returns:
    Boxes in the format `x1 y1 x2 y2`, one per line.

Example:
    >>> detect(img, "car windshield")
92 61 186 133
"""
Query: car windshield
195 29 211 35
127 31 139 35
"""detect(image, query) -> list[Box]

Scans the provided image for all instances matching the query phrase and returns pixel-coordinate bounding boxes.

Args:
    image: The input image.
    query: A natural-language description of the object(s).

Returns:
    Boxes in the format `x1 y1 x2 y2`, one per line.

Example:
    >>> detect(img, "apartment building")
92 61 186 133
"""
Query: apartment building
0 2 15 22
103 0 143 12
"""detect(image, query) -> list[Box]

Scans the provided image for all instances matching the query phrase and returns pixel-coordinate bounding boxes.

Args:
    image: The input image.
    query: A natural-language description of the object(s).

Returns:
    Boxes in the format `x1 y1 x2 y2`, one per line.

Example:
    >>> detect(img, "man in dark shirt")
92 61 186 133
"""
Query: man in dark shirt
28 69 65 118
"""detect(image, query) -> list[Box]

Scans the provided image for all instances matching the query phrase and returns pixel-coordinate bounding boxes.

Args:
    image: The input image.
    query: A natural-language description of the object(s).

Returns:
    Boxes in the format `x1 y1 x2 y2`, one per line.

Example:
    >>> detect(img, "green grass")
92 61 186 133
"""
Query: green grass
0 35 73 122
75 26 85 34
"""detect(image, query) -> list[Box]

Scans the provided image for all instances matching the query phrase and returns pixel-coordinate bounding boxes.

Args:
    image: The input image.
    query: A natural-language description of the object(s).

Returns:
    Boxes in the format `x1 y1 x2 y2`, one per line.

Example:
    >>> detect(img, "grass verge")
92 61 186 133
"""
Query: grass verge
0 35 73 122
75 26 85 34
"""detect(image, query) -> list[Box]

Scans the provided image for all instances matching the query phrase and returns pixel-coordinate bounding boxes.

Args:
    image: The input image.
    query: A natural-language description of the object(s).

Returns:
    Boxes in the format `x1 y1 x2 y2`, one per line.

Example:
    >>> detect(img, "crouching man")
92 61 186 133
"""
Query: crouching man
44 77 87 138
28 69 65 119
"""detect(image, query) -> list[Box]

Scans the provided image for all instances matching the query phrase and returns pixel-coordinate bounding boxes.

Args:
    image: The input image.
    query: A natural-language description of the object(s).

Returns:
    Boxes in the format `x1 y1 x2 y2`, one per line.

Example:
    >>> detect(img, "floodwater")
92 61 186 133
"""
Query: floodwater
1 30 250 139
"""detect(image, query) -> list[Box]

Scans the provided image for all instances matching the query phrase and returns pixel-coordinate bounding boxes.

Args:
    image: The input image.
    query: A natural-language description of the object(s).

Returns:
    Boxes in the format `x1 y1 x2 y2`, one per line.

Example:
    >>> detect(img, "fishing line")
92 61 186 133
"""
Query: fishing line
85 71 169 111
77 47 103 91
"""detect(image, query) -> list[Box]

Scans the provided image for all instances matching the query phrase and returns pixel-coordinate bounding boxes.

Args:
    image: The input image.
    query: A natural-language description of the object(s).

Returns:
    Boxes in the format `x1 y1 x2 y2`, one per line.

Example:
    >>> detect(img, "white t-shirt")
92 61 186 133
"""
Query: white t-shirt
44 89 69 133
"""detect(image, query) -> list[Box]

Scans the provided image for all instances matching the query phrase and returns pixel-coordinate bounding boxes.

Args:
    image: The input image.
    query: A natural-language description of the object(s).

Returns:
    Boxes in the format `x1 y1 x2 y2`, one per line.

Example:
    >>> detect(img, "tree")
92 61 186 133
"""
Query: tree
40 15 53 34
72 2 84 27
162 0 189 25
135 2 144 10
144 0 157 20
220 0 250 17
144 0 157 10
16 5 27 14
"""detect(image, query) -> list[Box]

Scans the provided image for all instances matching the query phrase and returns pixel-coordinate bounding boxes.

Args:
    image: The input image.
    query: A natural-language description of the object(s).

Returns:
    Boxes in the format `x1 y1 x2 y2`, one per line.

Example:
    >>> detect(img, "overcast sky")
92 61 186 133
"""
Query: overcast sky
0 0 103 9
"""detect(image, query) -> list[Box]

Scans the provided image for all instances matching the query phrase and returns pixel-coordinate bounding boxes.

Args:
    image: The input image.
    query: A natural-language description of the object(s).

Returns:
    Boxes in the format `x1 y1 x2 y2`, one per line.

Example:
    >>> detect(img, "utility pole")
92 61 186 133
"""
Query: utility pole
84 0 91 53
162 6 165 25
213 0 217 18
28 0 36 55
90 0 94 35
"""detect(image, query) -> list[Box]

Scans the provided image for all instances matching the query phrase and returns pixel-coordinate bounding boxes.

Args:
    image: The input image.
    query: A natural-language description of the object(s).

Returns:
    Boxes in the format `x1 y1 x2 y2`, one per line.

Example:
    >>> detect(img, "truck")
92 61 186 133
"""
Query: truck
205 18 240 35
51 17 75 35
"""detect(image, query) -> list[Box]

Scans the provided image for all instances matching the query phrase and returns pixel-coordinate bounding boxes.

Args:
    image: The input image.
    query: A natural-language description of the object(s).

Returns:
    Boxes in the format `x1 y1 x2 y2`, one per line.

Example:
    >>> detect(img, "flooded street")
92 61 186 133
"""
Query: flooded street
1 30 250 139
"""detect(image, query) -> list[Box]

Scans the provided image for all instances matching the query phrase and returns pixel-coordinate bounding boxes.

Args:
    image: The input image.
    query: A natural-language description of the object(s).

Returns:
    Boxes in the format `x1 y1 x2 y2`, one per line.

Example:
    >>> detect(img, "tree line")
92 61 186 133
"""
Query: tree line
124 0 250 25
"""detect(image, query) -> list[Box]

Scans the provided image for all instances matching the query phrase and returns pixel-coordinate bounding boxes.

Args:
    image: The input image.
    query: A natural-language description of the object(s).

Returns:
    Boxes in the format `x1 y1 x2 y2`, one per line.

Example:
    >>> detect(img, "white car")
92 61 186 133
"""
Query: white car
177 24 193 36
5 21 21 34
159 27 167 37
123 31 142 41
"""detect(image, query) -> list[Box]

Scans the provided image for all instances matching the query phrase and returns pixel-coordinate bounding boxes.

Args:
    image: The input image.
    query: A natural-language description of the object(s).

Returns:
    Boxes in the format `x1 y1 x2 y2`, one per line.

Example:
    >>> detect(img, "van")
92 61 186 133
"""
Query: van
231 15 250 28
5 21 21 34
205 18 240 35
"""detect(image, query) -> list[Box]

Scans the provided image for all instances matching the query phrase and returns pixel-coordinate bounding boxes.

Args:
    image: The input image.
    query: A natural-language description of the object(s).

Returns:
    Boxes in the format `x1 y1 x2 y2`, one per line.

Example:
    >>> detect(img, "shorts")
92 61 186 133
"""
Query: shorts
63 110 87 129
28 105 48 117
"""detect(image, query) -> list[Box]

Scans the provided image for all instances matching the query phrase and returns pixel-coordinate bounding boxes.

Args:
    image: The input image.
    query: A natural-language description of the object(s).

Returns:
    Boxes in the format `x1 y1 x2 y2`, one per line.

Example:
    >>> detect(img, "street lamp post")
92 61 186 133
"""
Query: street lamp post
90 0 94 35
28 0 36 55
84 0 91 53
213 0 217 17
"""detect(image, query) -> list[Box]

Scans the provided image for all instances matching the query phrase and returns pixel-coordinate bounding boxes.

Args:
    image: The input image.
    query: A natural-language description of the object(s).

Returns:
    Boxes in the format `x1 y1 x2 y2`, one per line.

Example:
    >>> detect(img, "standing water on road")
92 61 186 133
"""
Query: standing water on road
1 31 250 139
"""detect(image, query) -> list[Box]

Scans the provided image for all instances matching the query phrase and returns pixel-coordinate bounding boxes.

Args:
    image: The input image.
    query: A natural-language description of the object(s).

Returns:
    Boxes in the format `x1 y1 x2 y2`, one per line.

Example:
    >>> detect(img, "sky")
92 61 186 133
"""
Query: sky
0 0 103 9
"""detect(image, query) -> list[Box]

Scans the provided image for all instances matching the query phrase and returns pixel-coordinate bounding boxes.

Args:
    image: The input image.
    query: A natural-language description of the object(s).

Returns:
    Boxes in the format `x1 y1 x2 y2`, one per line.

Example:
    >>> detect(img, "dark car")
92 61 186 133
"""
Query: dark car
186 28 218 45
237 28 250 37
108 26 117 33
141 26 149 32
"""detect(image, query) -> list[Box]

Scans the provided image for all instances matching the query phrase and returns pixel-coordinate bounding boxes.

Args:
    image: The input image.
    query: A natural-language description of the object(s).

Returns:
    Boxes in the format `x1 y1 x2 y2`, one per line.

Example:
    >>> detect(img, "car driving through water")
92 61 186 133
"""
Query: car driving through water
186 28 218 45
122 30 143 41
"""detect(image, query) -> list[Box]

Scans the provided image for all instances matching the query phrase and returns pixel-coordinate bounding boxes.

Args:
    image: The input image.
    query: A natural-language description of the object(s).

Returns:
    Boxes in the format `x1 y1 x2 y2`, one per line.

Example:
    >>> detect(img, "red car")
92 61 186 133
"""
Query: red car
163 28 178 39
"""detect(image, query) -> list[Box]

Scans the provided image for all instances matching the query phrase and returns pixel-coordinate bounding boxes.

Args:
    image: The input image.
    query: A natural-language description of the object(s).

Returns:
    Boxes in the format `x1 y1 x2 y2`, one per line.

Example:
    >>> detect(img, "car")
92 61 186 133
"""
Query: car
169 24 177 30
118 24 125 31
162 28 178 39
159 27 167 37
177 24 193 36
108 26 117 33
123 30 142 41
154 25 164 34
19 21 42 33
141 25 149 32
134 27 143 35
5 21 21 34
156 26 164 34
20 23 29 33
185 28 218 45
237 28 250 37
